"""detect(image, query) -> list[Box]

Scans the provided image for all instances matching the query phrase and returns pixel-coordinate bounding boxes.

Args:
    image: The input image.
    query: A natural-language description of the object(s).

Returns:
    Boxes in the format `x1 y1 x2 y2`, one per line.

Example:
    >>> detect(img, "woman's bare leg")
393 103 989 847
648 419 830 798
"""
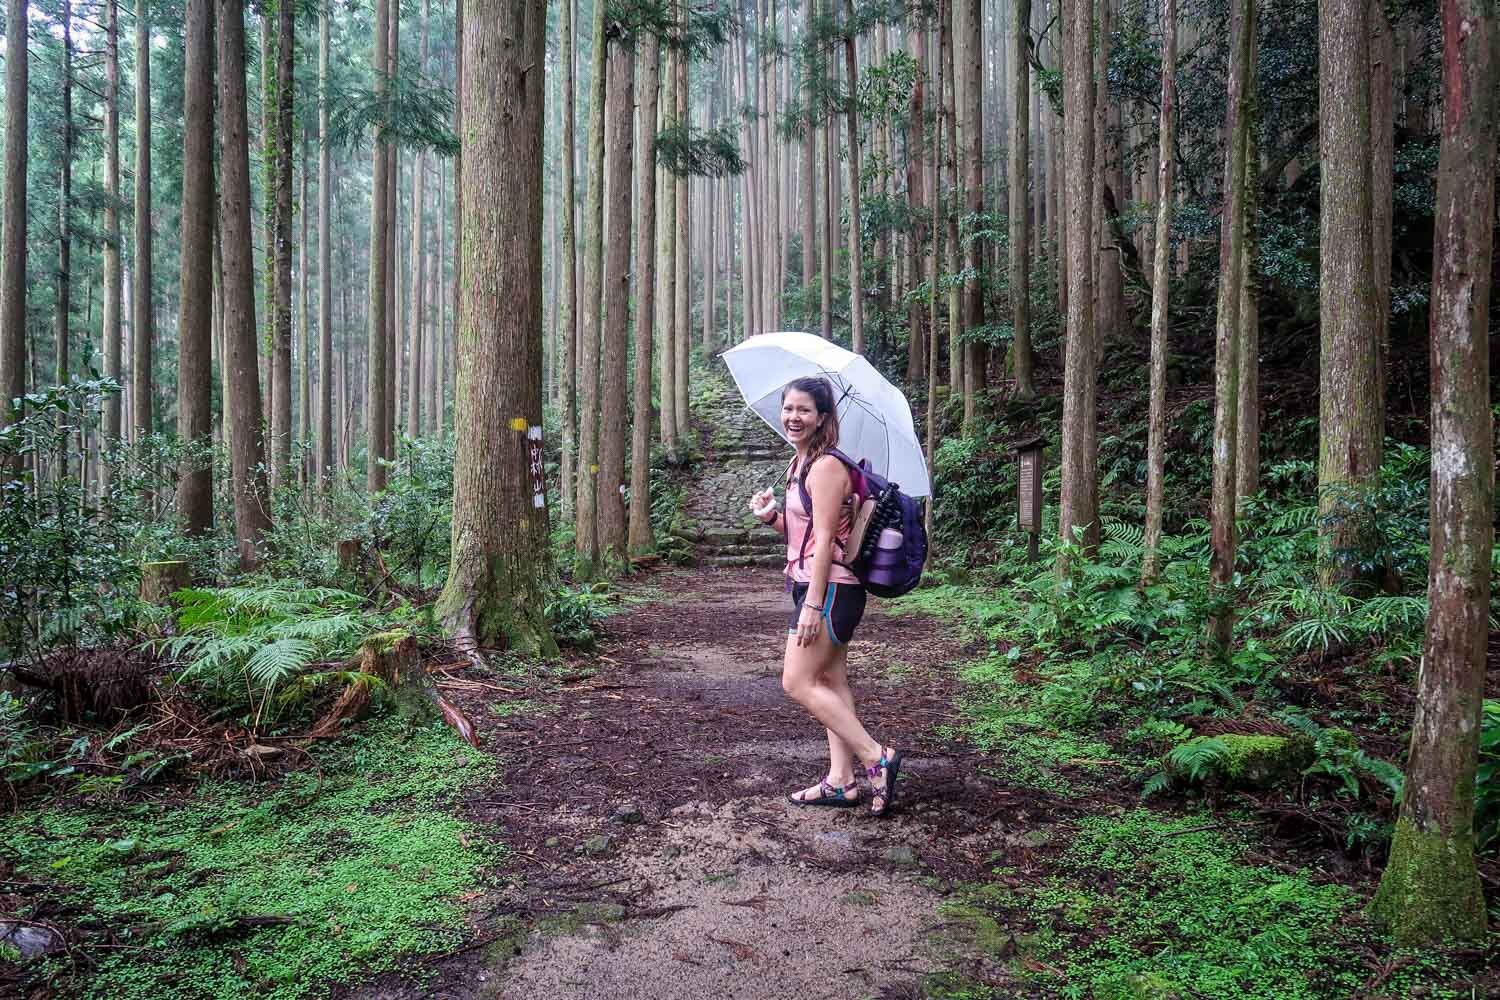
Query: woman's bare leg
822 646 857 783
782 630 884 768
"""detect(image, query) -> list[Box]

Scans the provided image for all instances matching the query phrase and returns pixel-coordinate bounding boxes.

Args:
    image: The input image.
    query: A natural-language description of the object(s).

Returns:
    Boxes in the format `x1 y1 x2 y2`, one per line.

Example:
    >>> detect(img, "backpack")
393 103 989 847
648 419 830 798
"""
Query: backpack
793 447 928 598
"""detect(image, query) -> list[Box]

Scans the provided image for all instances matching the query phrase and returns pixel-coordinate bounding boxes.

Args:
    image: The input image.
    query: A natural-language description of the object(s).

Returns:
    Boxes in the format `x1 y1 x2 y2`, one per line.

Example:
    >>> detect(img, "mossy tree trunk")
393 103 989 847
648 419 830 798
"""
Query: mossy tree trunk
218 0 273 569
1057 0 1097 562
1008 0 1033 401
628 33 661 555
597 34 633 574
1208 0 1255 648
1316 0 1382 588
437 0 556 654
1139 0 1176 588
573 0 607 577
175 0 215 537
1369 0 1496 945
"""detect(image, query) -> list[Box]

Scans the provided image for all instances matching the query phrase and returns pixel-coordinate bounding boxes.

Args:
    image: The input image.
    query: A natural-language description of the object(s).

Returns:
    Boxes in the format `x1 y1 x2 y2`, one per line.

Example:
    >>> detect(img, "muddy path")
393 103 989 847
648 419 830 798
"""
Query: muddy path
366 567 1097 1000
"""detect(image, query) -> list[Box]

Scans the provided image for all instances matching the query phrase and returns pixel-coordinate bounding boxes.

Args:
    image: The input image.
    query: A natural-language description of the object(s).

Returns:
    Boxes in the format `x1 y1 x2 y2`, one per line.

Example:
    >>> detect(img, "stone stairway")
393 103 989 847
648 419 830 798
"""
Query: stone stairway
680 380 792 569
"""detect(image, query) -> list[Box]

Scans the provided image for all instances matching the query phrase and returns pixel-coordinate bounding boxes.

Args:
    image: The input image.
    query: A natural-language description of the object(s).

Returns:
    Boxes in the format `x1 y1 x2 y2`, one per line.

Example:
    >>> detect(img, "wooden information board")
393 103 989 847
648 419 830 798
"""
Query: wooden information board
1018 448 1041 532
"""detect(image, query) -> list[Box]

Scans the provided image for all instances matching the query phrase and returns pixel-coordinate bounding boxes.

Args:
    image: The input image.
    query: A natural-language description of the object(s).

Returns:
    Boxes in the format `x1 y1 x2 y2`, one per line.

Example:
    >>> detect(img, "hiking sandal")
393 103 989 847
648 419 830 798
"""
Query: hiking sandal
788 778 860 808
866 748 903 817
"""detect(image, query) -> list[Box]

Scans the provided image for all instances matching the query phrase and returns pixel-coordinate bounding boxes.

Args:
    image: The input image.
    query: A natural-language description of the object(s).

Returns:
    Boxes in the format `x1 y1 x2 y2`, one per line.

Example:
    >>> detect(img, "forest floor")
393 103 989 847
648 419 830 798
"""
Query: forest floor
349 564 1497 1000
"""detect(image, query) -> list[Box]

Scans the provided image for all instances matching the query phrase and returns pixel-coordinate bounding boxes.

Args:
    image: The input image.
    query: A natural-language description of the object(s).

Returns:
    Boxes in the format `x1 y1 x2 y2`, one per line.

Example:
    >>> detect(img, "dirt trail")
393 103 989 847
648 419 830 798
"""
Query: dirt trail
390 567 1077 1000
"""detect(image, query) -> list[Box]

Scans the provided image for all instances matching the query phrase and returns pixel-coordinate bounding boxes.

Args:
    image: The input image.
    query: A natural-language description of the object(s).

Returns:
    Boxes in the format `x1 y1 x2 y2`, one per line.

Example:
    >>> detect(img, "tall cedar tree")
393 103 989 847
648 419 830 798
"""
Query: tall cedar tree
628 33 662 554
407 0 431 439
574 0 608 575
1057 0 1097 559
437 0 556 652
660 44 680 457
1009 0 1034 399
57 0 72 402
367 0 390 492
559 0 577 513
1369 0 1496 944
672 31 689 434
1207 0 1255 647
218 0 273 567
843 0 866 354
904 24 927 384
597 35 634 572
0 0 25 470
176 0 215 535
102 0 121 453
133 0 153 438
318 5 334 485
1316 0 1382 586
1139 0 1176 587
959 0 983 427
940 0 960 394
271 0 294 489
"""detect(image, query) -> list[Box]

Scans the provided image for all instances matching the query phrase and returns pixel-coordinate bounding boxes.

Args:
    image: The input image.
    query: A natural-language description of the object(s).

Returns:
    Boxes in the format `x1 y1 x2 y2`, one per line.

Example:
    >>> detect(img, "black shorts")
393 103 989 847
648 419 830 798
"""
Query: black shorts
788 581 867 647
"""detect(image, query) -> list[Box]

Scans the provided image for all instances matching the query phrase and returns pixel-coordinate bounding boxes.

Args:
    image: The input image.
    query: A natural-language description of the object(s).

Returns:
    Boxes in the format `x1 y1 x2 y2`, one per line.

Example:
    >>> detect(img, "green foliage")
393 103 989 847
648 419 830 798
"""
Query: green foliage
655 121 746 178
1474 701 1500 853
545 585 614 650
371 436 455 588
160 583 385 725
2 719 500 999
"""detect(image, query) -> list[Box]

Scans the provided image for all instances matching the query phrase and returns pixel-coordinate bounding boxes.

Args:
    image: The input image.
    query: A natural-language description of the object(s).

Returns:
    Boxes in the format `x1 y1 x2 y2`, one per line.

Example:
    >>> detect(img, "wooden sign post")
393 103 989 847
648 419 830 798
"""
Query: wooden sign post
1014 436 1045 562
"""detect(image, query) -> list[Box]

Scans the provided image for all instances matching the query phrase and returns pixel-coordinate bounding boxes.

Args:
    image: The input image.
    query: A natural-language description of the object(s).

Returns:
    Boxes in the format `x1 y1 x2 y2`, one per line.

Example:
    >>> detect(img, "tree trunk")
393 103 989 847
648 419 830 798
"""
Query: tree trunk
801 0 816 307
1140 0 1175 588
1235 61 1261 505
176 0 215 536
57 0 73 397
629 33 661 554
597 37 634 574
367 0 390 493
559 0 577 513
318 6 334 486
959 0 983 428
1316 0 1382 587
1207 0 1254 648
133 0 153 440
1008 0 1033 400
385 2 400 467
843 0 866 355
1370 0 1394 423
436 0 556 653
940 0 961 396
299 130 311 485
1 0 28 468
102 0 121 457
574 0 608 576
1370 0 1495 942
905 24 928 386
660 51 680 459
1057 0 1097 560
407 0 431 440
219 0 273 568
673 39 690 434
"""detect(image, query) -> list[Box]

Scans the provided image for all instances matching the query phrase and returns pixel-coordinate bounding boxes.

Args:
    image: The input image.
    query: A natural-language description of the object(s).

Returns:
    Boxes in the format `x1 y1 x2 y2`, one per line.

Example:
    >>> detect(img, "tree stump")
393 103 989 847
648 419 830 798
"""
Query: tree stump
337 538 362 574
139 561 192 604
305 631 477 747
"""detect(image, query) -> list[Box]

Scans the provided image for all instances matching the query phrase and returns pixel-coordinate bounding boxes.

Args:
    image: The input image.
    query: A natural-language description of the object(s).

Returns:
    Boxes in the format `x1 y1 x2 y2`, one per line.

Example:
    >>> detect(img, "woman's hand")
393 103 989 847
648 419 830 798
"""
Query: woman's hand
795 603 823 646
750 487 776 522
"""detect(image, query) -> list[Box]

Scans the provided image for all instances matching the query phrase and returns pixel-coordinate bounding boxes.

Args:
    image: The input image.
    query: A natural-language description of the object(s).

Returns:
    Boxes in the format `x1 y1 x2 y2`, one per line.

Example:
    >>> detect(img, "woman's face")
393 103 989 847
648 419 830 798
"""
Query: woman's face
780 389 823 446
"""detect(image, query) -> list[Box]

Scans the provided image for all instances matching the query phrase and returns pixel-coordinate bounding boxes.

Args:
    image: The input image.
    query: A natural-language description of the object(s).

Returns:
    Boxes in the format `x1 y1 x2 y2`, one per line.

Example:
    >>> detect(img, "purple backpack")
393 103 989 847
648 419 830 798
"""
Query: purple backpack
793 448 928 598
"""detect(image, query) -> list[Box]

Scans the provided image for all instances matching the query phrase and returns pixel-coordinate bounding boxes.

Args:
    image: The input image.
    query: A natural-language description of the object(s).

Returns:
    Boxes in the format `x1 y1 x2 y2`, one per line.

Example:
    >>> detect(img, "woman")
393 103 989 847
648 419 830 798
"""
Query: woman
749 376 903 816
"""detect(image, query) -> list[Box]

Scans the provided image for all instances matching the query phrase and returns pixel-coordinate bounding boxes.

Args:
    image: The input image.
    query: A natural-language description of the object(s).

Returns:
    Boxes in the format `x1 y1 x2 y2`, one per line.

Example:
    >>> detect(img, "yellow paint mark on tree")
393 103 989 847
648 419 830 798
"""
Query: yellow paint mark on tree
509 417 529 431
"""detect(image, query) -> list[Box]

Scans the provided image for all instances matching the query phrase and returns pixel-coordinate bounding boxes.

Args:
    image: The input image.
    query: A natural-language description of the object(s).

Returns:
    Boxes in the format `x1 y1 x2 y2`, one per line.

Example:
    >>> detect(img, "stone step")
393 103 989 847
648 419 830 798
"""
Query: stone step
701 526 750 545
701 553 784 568
700 542 786 558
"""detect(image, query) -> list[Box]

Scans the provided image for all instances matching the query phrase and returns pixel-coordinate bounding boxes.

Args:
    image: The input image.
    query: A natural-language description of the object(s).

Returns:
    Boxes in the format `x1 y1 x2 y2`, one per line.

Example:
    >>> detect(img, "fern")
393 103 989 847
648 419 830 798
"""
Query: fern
1167 738 1231 783
1141 770 1173 798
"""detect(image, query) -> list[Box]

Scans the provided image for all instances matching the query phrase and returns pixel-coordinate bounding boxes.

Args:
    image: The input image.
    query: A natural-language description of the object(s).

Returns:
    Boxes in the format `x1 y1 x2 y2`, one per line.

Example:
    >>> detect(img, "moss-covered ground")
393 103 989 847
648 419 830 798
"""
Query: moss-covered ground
1 718 503 1000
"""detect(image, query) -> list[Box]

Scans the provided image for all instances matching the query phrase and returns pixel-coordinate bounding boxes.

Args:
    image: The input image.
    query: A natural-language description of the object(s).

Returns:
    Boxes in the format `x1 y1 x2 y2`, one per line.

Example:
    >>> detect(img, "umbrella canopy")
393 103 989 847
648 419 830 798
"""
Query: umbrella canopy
720 331 932 497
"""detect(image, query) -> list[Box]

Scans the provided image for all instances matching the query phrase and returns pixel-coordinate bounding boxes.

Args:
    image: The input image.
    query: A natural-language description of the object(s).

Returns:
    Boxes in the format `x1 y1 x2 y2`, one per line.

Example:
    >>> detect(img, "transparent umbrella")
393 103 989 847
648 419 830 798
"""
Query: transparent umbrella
720 331 931 497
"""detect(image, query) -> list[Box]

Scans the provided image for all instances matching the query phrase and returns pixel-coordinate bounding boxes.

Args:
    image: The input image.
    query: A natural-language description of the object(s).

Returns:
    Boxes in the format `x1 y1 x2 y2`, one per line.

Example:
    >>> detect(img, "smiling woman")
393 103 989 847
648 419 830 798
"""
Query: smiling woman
748 376 905 817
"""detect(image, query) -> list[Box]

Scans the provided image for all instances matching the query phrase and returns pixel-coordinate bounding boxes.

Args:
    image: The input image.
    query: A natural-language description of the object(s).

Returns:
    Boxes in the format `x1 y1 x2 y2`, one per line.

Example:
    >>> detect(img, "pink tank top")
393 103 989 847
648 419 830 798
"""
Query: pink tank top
783 456 860 586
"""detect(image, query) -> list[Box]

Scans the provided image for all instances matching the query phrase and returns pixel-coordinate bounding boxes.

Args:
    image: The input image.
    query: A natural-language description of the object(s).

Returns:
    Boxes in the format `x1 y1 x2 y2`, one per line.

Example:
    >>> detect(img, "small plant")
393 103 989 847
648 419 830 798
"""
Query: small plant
545 585 613 650
160 583 383 726
1475 700 1500 852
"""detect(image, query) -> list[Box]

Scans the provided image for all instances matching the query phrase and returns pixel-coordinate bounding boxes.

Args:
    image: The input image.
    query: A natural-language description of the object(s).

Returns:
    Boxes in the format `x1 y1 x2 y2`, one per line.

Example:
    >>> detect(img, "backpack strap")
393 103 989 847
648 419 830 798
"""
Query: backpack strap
794 452 854 572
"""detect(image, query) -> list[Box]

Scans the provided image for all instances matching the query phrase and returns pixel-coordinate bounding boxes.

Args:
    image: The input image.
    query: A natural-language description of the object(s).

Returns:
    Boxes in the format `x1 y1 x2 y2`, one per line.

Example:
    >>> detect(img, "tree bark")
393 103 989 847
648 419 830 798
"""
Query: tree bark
1140 0 1175 588
1009 0 1034 399
629 33 661 554
958 0 983 428
1316 0 1382 587
57 0 73 396
407 0 431 440
940 0 961 396
905 24 928 386
673 37 690 434
436 0 556 653
660 50 680 458
559 0 578 513
177 0 215 536
574 0 608 576
299 129 311 484
597 36 633 574
318 6 334 486
843 0 866 355
133 0 153 440
1235 58 1261 505
1370 0 1495 942
1057 0 1097 560
1207 0 1254 648
801 0 816 308
1370 0 1394 423
102 0 121 456
367 0 390 492
1 0 28 469
219 0 273 568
